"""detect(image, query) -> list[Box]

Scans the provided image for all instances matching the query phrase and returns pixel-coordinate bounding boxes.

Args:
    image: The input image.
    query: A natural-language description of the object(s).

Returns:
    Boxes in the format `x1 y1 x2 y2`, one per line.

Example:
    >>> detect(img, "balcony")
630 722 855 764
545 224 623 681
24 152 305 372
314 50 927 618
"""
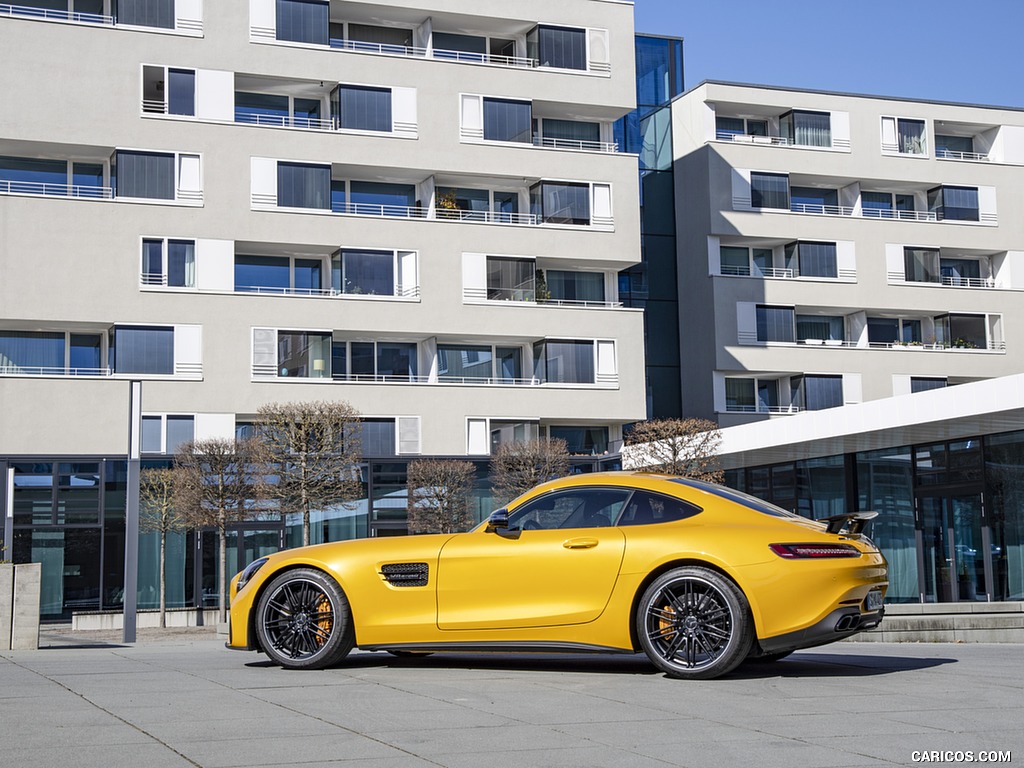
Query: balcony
0 178 111 199
436 208 538 226
724 404 801 415
0 363 111 377
1 1 201 32
0 2 110 24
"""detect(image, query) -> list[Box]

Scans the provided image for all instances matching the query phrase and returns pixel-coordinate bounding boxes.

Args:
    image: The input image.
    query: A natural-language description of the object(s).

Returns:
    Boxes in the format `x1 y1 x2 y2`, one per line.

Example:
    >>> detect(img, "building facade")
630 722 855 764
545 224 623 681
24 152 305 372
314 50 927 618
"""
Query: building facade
0 0 645 619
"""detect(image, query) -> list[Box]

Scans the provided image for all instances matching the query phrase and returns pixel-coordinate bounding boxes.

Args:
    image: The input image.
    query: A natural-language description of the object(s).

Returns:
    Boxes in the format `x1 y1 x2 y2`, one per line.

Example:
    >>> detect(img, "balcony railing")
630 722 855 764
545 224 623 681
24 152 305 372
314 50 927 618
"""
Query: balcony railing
435 208 539 225
332 201 426 218
329 37 427 57
0 364 112 377
937 148 989 162
437 375 540 386
725 404 801 414
869 340 1005 352
862 208 938 222
790 202 855 216
432 47 535 68
0 2 111 24
533 136 617 153
716 131 850 150
235 112 336 131
461 287 622 308
887 273 997 289
0 179 112 199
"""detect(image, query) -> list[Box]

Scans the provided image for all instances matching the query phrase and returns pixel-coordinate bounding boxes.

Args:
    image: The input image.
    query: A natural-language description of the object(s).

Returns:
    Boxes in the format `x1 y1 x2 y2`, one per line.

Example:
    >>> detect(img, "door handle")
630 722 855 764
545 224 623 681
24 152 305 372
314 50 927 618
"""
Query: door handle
563 538 599 549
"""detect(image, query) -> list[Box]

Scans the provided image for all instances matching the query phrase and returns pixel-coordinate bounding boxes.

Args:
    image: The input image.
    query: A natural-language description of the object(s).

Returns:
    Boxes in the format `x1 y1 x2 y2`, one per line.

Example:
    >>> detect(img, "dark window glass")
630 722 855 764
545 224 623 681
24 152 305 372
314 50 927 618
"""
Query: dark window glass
936 134 974 156
494 190 518 217
141 239 163 283
112 326 173 375
438 345 492 380
780 110 831 147
69 334 102 375
277 162 329 209
534 25 586 70
141 415 162 453
275 0 328 44
911 377 947 393
798 374 843 411
14 528 102 618
335 85 392 132
755 305 794 343
0 156 68 196
437 186 489 216
534 340 594 384
293 259 322 293
750 172 789 209
725 378 755 411
619 490 701 526
716 117 744 136
114 150 174 200
487 257 535 301
167 239 194 287
116 0 174 29
531 181 590 225
509 488 631 530
905 247 940 283
795 315 843 342
944 314 987 349
546 271 605 302
758 380 779 410
720 246 749 275
549 426 609 455
346 23 412 49
861 191 892 216
335 249 394 295
76 0 104 17
167 69 195 116
72 162 104 196
929 185 979 222
377 343 417 379
358 419 396 457
350 342 374 378
349 181 415 215
793 241 837 278
165 416 194 453
790 186 838 212
0 331 64 372
235 92 289 125
235 255 290 292
277 330 331 378
541 118 601 145
483 98 532 143
433 31 486 60
634 35 683 108
940 258 981 285
867 318 900 345
496 347 522 381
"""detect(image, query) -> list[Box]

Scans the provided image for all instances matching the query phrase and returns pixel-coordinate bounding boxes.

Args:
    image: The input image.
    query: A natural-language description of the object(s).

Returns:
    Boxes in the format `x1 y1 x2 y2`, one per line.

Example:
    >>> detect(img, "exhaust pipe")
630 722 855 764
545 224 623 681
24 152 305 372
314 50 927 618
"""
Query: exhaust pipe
834 615 858 632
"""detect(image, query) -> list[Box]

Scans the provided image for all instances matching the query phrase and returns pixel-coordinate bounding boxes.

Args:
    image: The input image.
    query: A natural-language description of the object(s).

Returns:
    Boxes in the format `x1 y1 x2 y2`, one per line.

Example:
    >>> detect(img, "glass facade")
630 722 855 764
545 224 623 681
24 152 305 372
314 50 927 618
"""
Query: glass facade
115 0 174 29
277 162 329 209
750 172 789 210
487 257 535 301
483 98 532 143
275 0 327 44
333 85 392 132
533 340 595 384
530 182 589 225
528 25 586 70
110 325 174 374
333 250 394 295
114 151 174 200
928 185 980 222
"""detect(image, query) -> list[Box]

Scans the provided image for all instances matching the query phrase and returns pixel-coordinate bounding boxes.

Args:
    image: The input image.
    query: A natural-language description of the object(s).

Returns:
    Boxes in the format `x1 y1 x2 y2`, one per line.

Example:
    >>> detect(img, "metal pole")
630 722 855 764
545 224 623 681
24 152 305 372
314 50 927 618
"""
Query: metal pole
4 466 13 561
123 380 142 644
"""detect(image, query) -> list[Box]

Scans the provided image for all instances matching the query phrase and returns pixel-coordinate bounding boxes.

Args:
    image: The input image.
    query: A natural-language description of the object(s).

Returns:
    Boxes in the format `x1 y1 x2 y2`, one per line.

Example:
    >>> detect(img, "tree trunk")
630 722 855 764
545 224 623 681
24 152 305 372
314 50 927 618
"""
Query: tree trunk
218 521 227 625
159 530 166 628
301 456 310 547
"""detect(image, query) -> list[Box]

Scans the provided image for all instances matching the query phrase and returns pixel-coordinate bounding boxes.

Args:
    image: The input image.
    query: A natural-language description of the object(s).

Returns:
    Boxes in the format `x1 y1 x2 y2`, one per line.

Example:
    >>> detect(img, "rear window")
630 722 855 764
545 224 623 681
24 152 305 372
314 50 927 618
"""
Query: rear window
617 490 701 526
670 478 801 519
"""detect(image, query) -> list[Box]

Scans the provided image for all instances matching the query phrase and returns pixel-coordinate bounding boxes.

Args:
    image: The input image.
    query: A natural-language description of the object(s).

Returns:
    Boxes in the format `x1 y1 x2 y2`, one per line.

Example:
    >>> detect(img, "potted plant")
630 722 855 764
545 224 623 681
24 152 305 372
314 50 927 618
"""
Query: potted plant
436 189 460 219
535 270 550 302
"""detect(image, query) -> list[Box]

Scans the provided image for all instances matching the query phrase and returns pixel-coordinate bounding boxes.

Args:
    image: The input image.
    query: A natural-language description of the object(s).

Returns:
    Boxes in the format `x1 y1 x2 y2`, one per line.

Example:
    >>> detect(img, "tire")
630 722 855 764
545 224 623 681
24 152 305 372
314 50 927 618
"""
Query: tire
636 566 753 680
255 568 354 670
745 650 793 664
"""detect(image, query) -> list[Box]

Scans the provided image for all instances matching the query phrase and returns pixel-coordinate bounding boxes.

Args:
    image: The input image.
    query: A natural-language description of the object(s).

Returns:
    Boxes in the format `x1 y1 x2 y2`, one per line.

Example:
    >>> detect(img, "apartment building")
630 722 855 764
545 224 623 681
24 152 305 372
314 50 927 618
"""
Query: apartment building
0 0 645 619
664 82 1024 605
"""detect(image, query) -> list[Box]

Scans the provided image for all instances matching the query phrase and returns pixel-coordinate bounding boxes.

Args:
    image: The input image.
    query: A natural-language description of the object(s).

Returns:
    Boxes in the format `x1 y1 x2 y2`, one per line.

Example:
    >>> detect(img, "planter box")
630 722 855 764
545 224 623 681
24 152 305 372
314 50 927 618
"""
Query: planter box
71 607 221 631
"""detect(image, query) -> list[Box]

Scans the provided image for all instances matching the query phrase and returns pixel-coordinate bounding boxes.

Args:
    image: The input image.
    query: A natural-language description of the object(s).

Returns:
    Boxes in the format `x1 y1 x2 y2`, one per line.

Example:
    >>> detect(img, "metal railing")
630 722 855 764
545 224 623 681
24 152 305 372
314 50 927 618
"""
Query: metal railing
716 131 850 150
756 267 796 279
434 208 539 225
235 112 335 131
432 47 535 68
861 208 939 222
533 136 617 153
437 375 540 386
0 3 111 24
888 273 997 289
937 148 990 162
0 364 111 377
725 404 801 414
790 202 855 216
329 37 427 57
0 179 112 199
332 201 427 218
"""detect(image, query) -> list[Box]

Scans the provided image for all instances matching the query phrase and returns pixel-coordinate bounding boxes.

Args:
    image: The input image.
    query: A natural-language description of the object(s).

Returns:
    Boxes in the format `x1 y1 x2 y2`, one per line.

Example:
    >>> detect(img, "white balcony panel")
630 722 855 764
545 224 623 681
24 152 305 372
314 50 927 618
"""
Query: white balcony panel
178 154 201 199
731 169 753 210
736 302 757 344
392 86 417 137
831 111 851 150
250 0 274 37
196 69 233 122
885 244 904 282
843 373 863 405
195 413 235 442
398 251 418 298
979 185 997 223
250 157 277 206
251 327 276 378
398 416 421 455
462 253 486 298
596 340 617 383
195 239 234 292
837 241 856 280
467 418 488 455
460 94 483 139
173 325 203 377
176 0 202 32
592 183 612 223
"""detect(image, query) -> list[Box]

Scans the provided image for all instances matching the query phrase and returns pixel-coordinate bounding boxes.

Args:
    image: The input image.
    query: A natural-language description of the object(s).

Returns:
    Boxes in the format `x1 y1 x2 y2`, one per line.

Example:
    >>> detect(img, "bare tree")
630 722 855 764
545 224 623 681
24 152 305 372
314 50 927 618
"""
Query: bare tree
139 467 187 628
407 459 477 534
491 438 570 507
173 437 271 624
624 418 724 483
255 400 363 547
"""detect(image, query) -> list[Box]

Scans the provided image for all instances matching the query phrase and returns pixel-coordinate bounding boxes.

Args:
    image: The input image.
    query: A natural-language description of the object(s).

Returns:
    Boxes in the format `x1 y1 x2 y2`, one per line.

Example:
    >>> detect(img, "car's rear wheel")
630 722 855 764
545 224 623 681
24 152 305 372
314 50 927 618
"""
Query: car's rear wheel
636 566 752 680
255 568 354 670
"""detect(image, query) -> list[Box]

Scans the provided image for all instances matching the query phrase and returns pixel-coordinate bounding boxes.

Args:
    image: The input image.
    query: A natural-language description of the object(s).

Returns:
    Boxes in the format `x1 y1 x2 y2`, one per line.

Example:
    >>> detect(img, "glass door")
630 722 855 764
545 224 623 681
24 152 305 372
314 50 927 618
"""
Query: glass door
918 493 988 602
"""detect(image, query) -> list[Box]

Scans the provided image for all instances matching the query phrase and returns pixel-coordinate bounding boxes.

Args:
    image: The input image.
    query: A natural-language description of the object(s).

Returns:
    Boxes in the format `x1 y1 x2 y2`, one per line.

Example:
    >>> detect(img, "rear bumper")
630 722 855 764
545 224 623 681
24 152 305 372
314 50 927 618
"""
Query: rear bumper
757 606 884 655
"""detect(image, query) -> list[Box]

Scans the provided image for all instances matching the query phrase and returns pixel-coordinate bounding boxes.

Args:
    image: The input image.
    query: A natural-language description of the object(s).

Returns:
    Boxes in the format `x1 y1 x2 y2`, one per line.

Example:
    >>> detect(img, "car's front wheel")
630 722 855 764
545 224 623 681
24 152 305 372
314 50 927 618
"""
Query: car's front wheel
636 566 752 680
255 568 354 670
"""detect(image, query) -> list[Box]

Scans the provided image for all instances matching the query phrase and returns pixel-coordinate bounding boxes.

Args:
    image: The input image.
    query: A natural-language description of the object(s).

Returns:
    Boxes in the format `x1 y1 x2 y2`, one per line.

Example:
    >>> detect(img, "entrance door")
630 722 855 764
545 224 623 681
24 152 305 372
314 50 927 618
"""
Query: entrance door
917 493 990 602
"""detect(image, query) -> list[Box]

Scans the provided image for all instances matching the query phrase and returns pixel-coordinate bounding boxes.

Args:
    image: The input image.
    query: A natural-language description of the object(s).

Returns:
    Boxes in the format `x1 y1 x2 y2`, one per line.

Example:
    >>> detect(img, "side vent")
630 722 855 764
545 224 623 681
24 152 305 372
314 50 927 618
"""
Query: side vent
380 562 429 587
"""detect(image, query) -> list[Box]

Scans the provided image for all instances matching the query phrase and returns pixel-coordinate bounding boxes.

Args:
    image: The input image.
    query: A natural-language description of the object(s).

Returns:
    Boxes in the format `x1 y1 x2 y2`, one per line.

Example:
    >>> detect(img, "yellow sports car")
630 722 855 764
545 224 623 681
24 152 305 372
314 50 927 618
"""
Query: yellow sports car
227 472 887 679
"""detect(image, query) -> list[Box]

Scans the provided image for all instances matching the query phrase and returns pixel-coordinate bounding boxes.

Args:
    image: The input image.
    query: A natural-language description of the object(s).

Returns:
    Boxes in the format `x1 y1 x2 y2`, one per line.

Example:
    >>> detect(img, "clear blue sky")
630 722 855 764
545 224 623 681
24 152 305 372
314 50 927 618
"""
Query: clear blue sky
633 1 1024 109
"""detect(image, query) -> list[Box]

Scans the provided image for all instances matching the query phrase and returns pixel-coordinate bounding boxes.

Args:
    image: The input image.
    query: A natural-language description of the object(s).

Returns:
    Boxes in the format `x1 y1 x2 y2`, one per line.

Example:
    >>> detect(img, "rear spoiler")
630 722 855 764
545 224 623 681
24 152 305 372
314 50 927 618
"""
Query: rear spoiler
822 511 878 535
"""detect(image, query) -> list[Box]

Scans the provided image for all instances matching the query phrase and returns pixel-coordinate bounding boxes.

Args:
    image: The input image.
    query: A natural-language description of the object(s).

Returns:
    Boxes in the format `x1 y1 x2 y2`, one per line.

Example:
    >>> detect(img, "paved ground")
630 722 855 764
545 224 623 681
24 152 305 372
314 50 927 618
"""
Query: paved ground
1 629 1020 768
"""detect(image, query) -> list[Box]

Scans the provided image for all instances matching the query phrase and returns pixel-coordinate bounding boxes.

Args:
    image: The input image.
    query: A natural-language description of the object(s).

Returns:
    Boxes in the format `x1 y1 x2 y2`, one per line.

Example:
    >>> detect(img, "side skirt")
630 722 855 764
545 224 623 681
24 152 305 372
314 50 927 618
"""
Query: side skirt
360 641 636 655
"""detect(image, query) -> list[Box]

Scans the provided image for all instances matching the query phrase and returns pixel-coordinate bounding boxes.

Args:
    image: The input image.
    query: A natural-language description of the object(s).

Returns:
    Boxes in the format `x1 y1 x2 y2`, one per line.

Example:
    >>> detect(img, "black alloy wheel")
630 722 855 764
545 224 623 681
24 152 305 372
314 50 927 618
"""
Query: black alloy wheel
255 568 354 669
636 566 752 680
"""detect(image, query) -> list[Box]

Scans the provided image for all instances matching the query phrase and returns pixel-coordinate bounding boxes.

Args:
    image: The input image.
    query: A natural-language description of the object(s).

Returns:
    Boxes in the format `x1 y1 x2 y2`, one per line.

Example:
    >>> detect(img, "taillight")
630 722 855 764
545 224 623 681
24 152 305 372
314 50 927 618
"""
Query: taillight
770 543 861 559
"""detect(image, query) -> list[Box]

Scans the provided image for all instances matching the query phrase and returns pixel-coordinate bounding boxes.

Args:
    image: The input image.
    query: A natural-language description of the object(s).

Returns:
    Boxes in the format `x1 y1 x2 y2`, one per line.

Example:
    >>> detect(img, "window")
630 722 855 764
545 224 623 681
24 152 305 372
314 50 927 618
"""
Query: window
935 314 987 349
0 156 68 196
167 69 195 115
433 31 486 60
332 85 392 132
487 257 535 301
720 246 750 276
527 25 587 70
928 185 979 222
333 250 394 295
438 345 491 381
790 186 838 214
911 377 947 393
867 318 899 345
791 375 843 411
780 110 831 147
715 116 767 139
235 92 289 125
342 23 412 51
533 340 595 384
354 419 397 457
114 150 187 200
936 134 975 158
725 378 755 411
117 0 174 29
333 341 417 381
904 247 940 283
940 257 982 286
508 488 631 531
537 118 601 147
545 271 605 303
276 0 327 45
755 306 795 343
277 330 331 377
882 117 926 154
277 162 329 209
141 414 195 454
142 238 195 287
0 331 64 374
340 181 416 215
618 491 701 526
483 98 532 143
549 426 609 455
862 191 916 219
530 181 590 225
437 187 519 221
785 241 836 278
111 326 173 374
796 315 843 343
235 255 324 294
750 172 789 210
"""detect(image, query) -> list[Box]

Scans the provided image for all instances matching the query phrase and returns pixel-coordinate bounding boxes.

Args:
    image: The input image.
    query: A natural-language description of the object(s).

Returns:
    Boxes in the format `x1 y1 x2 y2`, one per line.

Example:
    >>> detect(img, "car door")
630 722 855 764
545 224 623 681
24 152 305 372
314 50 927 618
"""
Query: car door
435 487 631 630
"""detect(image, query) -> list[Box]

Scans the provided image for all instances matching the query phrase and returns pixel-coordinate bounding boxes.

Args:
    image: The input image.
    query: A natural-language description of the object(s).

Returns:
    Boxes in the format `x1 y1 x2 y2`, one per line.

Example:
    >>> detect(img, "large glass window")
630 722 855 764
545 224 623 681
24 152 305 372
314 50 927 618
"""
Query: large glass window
780 110 831 147
790 186 838 213
785 241 837 278
940 258 981 285
344 23 412 50
750 172 789 210
114 150 174 200
277 330 331 378
549 426 609 455
487 257 535 301
545 271 605 303
720 246 750 276
333 250 394 295
755 305 795 343
905 247 940 283
530 182 590 225
533 340 595 384
116 0 174 28
928 185 979 222
791 374 843 411
796 315 843 343
111 326 174 375
855 446 916 602
433 31 486 60
167 69 195 116
69 334 102 374
483 98 532 143
867 317 899 345
349 181 415 215
0 331 64 373
437 187 490 217
935 314 987 349
356 420 397 457
725 378 755 411
235 255 290 293
936 134 974 158
333 85 392 132
898 118 926 154
528 25 587 70
275 0 327 44
911 377 947 393
540 119 601 146
235 92 289 125
336 341 417 381
438 345 492 381
277 162 329 209
984 431 1024 601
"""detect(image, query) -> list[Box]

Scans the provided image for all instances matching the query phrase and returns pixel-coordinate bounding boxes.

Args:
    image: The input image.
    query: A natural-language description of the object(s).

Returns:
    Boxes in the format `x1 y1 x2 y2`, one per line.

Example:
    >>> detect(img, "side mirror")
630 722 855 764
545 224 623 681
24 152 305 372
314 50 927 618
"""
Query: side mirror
485 508 509 532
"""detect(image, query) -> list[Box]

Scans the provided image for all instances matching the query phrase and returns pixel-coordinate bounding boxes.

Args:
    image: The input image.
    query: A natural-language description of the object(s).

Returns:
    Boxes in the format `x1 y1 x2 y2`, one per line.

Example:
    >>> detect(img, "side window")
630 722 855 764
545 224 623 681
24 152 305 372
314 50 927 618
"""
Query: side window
508 488 631 531
618 491 701 526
